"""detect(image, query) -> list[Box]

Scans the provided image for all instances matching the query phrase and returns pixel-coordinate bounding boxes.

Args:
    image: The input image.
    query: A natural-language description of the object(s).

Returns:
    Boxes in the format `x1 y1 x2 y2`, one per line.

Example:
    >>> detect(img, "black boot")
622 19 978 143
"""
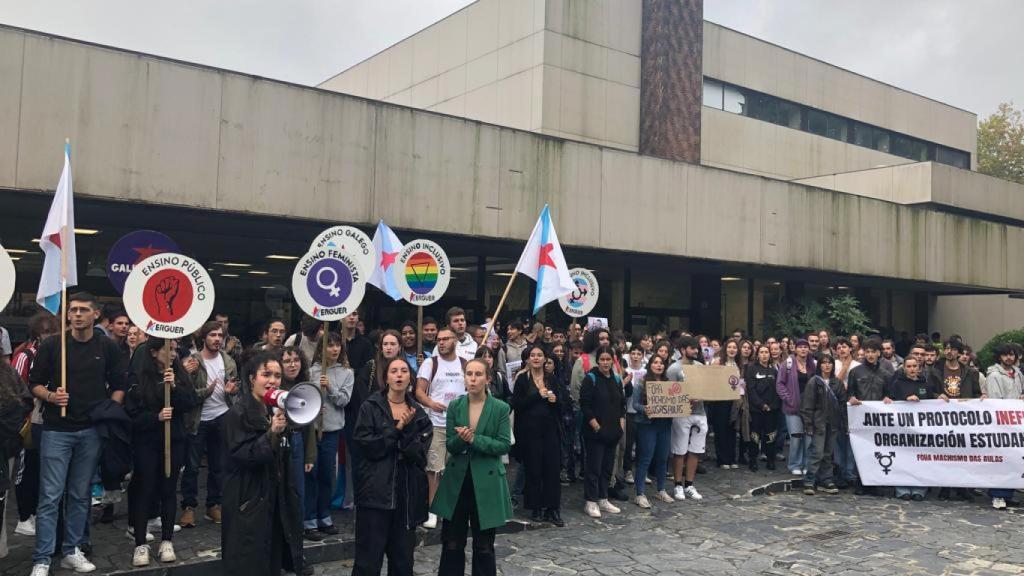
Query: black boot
854 479 866 496
531 508 544 523
543 508 565 527
765 450 777 471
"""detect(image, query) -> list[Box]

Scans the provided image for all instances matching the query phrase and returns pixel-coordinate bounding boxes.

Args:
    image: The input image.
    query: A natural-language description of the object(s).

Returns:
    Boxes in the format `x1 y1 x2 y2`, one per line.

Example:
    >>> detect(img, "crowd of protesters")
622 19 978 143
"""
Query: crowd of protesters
1 297 1023 576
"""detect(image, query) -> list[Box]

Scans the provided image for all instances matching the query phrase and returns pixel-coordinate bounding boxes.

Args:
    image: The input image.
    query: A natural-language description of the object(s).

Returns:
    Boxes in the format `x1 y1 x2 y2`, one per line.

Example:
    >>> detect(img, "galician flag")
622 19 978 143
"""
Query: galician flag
514 204 575 314
36 142 78 315
368 219 403 301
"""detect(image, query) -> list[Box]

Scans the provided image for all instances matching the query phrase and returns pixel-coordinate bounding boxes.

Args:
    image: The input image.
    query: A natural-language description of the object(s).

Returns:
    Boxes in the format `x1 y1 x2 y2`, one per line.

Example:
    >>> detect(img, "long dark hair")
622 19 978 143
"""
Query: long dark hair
643 354 668 382
381 356 417 405
374 329 402 391
312 332 347 367
133 338 188 410
279 346 309 388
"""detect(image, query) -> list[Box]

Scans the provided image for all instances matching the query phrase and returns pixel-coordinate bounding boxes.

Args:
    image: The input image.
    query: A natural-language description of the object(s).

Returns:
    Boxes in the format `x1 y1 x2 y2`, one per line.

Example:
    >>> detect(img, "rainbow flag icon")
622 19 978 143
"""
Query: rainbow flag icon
405 252 438 294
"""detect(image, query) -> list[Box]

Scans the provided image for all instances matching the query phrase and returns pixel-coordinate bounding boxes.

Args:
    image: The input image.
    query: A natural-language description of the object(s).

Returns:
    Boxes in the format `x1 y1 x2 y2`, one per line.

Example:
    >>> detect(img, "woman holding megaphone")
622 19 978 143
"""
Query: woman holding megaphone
351 356 432 576
222 351 304 576
125 338 198 567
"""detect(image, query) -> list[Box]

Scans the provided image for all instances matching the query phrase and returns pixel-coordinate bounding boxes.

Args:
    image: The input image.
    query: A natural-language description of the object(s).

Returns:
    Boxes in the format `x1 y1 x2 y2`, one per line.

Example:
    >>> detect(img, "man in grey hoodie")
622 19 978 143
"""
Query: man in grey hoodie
985 344 1024 510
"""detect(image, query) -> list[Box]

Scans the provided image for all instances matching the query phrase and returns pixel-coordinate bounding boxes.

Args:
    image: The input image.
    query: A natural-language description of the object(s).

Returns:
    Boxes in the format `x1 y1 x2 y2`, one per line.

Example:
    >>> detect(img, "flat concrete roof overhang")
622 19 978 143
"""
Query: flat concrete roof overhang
1 25 1021 294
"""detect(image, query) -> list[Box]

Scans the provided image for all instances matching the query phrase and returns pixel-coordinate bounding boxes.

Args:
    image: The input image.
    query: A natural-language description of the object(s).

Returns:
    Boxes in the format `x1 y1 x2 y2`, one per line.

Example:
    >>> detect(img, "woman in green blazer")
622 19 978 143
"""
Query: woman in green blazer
431 359 512 576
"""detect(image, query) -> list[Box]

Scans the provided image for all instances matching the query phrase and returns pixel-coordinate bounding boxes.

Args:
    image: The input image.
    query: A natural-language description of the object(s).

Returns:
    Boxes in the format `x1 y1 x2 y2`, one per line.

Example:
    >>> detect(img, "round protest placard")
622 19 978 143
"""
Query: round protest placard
106 230 180 294
123 253 215 338
308 226 375 279
292 246 366 320
558 268 599 317
0 243 16 312
392 239 451 306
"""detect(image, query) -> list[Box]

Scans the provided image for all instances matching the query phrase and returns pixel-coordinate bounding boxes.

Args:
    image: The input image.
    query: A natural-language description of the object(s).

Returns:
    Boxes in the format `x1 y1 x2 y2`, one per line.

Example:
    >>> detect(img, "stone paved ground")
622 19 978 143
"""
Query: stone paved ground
7 459 1024 575
323 471 1024 576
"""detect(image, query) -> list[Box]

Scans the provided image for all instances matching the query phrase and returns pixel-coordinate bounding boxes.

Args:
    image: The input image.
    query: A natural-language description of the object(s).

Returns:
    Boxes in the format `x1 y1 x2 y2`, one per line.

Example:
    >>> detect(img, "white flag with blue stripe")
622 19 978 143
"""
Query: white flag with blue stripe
368 219 404 301
36 142 77 315
514 204 575 314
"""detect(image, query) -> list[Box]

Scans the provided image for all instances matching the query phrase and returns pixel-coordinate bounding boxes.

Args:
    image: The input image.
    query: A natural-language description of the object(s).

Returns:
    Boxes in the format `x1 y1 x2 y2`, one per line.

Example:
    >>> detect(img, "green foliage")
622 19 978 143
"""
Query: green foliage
978 102 1024 185
762 294 872 338
977 328 1024 371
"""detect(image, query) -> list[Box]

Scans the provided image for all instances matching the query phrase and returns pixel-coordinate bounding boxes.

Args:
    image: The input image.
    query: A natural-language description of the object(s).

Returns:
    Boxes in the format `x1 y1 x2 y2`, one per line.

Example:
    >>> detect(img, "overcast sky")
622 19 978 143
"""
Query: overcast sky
0 0 1019 118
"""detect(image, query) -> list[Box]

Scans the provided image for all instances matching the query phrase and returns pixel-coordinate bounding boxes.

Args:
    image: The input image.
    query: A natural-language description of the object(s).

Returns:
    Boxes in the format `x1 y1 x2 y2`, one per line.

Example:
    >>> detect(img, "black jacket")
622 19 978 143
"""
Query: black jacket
87 399 132 490
848 361 894 402
884 372 935 401
579 368 625 444
348 358 379 444
745 363 781 413
800 375 847 434
125 368 198 443
927 361 981 399
352 390 431 525
221 394 303 576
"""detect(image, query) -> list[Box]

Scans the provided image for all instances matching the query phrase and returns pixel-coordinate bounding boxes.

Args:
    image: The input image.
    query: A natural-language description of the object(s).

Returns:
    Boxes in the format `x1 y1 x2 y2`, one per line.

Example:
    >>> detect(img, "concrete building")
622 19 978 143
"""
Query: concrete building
0 0 1021 347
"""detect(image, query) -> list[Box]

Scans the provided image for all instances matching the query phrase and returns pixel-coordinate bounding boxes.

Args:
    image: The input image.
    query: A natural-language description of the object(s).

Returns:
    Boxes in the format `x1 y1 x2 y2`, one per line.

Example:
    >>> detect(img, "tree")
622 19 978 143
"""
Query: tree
976 328 1024 371
977 102 1024 185
761 294 872 338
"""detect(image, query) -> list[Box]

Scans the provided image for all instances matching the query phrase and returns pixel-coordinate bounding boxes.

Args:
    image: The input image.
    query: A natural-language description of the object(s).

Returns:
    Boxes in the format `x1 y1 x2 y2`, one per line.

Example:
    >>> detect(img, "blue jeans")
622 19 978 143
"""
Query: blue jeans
895 486 927 498
180 415 225 509
33 428 102 565
785 414 810 473
990 488 1014 500
634 419 671 495
290 431 306 505
305 430 340 529
773 412 787 455
833 433 857 482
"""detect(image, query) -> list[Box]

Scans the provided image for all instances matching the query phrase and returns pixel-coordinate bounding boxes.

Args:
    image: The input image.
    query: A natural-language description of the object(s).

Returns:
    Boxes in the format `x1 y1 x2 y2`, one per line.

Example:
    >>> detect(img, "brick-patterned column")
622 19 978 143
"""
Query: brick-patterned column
639 0 702 163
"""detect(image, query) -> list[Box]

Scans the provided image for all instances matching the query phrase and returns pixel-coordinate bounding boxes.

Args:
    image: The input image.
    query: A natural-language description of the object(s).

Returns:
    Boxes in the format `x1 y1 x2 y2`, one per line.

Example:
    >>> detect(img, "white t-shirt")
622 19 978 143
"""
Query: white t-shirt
0 327 10 357
431 333 478 362
624 366 646 414
417 354 466 428
200 353 229 422
836 358 861 387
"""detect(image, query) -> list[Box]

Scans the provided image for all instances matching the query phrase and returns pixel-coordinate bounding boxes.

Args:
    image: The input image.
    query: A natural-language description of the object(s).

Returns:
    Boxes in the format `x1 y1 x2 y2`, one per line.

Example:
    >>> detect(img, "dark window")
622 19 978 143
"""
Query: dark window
891 135 928 161
807 109 828 137
852 122 873 147
936 146 969 169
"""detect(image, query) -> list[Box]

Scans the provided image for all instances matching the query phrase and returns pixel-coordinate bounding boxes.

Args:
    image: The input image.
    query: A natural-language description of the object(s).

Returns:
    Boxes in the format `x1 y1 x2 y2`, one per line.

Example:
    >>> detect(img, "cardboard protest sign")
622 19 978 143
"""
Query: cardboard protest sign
679 365 742 401
392 239 451 306
292 245 366 321
644 380 692 418
123 253 215 338
308 226 375 278
0 243 15 312
106 230 179 294
558 268 599 317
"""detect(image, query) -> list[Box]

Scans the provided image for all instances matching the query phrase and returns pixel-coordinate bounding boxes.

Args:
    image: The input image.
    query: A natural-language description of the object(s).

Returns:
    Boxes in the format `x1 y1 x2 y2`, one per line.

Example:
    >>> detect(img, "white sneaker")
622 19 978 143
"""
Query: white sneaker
158 540 176 563
60 548 97 573
634 494 651 509
729 464 739 469
791 469 804 476
655 490 675 503
30 563 49 576
720 465 730 470
584 501 601 518
684 486 703 500
132 545 151 567
672 485 687 500
597 499 621 513
422 512 437 529
15 515 36 536
126 526 155 543
645 476 652 484
624 471 635 484
148 518 182 533
993 497 1007 510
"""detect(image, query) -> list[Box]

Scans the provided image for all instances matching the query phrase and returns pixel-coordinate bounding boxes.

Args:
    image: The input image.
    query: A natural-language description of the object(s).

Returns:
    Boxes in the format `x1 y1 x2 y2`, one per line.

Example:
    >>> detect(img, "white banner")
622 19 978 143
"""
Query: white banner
849 399 1024 488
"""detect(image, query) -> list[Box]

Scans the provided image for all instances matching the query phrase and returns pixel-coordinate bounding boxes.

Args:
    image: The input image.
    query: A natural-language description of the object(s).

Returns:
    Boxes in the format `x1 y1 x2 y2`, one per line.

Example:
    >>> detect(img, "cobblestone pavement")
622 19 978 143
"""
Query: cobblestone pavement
6 462 1024 575
322 472 1024 576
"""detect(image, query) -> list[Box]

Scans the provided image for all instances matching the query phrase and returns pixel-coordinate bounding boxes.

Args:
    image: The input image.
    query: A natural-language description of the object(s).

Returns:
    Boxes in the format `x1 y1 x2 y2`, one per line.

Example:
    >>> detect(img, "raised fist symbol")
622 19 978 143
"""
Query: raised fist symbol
156 276 181 316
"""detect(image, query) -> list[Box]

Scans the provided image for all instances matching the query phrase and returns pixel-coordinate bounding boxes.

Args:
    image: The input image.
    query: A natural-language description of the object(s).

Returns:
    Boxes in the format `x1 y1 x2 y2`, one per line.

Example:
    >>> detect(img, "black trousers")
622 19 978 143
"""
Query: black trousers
352 506 415 576
583 437 615 502
708 401 736 466
438 470 496 576
16 440 40 521
520 416 562 511
748 410 778 461
128 439 185 545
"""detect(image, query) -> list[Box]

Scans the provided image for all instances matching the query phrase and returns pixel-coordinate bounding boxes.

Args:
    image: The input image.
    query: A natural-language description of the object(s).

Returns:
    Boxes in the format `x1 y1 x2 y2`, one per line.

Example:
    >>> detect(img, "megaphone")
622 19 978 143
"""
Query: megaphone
263 382 323 426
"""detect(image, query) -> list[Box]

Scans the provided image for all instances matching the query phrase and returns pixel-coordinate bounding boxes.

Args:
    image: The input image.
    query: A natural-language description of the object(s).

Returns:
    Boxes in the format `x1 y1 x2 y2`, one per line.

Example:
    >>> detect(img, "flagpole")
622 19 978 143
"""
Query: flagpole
482 271 517 345
416 306 423 357
59 138 69 419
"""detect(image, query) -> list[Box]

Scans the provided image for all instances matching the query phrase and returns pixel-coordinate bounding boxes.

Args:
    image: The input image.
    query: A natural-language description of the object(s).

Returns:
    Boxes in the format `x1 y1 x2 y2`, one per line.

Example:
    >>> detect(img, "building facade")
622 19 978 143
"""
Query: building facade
0 0 1021 345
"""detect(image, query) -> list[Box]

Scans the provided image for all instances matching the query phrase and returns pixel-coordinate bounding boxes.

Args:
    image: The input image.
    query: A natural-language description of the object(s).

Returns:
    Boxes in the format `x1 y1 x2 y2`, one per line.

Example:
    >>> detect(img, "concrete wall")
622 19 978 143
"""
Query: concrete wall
932 295 1024 352
701 107 921 180
319 0 641 151
2 26 1022 294
319 0 547 132
702 22 977 166
795 162 1024 224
